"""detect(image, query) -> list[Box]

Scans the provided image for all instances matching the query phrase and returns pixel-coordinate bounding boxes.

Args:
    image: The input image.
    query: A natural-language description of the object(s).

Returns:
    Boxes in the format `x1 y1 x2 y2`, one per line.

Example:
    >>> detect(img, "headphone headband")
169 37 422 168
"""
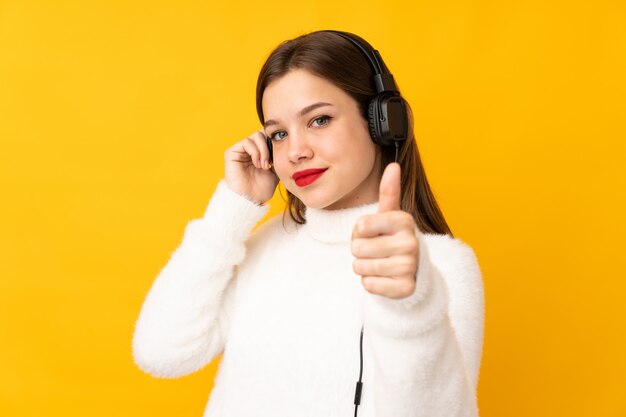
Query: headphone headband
324 30 399 94
322 30 409 147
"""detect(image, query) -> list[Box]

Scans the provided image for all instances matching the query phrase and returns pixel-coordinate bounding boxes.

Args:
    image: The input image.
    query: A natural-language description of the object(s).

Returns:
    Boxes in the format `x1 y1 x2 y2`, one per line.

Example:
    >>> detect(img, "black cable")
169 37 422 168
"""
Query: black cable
354 325 364 417
394 140 399 163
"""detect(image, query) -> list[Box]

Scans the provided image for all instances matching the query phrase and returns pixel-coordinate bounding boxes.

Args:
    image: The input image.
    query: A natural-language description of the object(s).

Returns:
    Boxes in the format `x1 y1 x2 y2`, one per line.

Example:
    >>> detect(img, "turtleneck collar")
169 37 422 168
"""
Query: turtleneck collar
303 202 379 243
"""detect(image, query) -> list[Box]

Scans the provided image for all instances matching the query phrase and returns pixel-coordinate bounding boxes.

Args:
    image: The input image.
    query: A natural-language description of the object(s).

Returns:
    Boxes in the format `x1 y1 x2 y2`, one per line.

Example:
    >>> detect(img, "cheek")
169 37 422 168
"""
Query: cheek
342 138 377 169
271 153 290 184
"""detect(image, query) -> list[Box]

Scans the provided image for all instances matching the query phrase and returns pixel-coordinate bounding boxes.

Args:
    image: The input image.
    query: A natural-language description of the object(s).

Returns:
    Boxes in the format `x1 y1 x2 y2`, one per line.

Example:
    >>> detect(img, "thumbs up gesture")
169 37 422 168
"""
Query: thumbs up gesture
351 163 420 299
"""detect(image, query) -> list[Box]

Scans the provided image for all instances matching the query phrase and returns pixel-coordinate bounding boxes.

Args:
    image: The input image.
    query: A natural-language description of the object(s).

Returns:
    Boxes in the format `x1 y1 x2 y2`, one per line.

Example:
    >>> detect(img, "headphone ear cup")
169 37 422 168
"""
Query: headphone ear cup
371 93 409 146
367 98 382 145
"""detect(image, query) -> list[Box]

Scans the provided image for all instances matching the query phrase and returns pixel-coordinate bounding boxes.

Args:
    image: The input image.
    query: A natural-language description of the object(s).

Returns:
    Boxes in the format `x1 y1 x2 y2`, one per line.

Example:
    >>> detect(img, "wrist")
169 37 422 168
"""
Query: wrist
223 180 266 206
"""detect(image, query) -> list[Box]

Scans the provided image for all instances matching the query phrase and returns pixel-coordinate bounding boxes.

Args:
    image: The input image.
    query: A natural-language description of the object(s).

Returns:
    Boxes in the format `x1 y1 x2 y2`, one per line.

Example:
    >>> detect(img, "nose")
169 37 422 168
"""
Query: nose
286 129 314 163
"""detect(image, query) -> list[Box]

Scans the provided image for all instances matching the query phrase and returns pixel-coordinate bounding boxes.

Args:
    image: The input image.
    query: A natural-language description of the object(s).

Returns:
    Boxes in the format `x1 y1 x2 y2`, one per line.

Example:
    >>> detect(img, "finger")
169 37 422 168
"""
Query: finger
225 143 251 163
360 276 416 299
249 130 271 170
378 162 401 213
351 233 419 259
352 211 415 239
353 256 417 278
239 137 262 168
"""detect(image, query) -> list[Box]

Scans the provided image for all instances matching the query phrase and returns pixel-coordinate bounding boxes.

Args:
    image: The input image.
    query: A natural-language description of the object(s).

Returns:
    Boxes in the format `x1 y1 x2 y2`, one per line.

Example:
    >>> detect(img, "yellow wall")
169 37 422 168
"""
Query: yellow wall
1 1 624 416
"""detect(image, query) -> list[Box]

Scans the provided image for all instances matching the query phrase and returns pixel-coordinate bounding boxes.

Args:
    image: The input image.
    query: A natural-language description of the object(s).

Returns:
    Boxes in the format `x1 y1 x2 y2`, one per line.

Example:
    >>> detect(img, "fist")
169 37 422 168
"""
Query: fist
351 163 420 299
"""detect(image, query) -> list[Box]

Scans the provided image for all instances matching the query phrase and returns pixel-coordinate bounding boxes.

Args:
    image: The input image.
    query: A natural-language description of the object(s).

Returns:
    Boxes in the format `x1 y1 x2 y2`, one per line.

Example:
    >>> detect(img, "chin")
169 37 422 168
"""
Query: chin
296 196 336 210
310 201 338 210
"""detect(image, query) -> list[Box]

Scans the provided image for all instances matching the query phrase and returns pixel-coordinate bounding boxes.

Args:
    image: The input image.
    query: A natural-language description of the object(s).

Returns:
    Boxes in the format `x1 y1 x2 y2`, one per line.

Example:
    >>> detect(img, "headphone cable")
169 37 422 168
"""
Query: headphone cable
354 324 364 417
394 140 399 163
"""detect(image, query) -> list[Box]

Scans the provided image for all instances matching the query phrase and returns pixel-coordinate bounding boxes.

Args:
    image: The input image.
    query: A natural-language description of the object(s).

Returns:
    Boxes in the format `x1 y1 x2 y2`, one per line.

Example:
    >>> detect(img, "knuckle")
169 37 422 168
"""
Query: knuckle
403 236 419 254
356 217 370 235
362 277 376 294
399 258 416 275
405 279 416 295
402 214 415 228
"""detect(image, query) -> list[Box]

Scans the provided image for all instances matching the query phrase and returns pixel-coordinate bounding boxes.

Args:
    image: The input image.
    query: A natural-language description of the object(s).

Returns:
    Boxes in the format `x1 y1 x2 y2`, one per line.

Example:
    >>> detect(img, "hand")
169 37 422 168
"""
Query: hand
224 129 279 205
351 163 420 299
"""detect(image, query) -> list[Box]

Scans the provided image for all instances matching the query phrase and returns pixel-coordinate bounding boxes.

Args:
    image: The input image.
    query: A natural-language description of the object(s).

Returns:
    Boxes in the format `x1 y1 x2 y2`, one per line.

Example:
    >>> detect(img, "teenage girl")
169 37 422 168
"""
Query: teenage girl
133 30 484 417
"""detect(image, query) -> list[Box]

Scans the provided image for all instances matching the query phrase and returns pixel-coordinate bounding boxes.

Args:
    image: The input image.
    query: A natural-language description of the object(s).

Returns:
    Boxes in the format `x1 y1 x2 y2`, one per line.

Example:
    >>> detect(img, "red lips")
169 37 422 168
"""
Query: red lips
292 168 328 180
292 168 328 187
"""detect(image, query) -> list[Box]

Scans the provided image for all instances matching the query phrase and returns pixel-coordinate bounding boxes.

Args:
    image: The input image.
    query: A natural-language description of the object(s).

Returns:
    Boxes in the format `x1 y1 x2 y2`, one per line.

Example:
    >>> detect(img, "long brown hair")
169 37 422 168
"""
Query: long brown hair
256 30 453 236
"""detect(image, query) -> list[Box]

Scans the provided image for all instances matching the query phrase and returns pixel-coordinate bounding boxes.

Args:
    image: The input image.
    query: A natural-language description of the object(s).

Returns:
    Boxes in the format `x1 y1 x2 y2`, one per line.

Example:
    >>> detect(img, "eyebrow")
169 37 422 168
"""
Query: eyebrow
264 102 333 128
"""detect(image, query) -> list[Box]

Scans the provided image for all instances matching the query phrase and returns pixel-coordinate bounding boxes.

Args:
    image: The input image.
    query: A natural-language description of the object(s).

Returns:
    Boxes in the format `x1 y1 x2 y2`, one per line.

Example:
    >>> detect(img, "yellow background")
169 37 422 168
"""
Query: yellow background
1 0 625 416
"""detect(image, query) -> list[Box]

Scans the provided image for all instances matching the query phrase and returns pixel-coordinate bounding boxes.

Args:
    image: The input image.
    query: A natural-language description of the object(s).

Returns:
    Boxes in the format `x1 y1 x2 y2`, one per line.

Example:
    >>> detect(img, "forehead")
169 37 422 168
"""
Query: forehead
261 69 352 117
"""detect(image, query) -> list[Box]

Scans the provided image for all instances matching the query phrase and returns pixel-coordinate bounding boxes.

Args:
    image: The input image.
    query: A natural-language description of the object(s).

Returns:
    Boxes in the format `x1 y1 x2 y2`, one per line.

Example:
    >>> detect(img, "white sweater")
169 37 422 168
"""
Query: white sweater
132 180 485 417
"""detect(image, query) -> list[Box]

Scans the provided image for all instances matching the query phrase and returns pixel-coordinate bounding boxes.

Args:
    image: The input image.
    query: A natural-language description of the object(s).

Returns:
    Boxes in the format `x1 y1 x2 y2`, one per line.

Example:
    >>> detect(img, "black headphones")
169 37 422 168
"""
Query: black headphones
265 30 409 162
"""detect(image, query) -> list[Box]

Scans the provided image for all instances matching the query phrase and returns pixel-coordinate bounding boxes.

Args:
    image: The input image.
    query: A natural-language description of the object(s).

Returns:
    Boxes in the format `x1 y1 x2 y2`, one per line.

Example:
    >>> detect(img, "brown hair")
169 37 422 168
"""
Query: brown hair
256 30 453 236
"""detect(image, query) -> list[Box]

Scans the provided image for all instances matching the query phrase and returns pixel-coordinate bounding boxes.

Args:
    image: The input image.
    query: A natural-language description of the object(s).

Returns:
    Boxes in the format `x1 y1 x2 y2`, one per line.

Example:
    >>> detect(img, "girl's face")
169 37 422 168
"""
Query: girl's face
262 69 381 210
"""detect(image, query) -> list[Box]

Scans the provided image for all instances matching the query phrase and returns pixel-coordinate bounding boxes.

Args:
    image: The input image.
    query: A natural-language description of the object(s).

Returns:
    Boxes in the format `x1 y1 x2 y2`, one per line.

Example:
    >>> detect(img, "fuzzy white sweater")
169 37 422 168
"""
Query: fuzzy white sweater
132 180 485 417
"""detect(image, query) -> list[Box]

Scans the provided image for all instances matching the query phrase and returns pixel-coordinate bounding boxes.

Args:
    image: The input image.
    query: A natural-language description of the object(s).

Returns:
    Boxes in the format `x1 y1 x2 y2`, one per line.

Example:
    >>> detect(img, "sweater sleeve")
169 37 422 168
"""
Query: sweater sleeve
360 231 484 417
131 180 269 378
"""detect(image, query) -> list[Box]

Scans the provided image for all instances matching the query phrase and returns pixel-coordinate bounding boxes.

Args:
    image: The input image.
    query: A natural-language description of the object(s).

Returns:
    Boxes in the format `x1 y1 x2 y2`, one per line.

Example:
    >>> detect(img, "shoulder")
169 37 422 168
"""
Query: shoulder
421 232 483 293
246 212 300 249
423 233 480 268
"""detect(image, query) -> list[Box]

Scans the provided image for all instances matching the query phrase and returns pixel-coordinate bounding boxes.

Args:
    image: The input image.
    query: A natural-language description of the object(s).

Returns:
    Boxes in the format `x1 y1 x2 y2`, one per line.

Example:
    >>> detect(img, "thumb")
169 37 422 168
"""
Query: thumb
378 162 401 213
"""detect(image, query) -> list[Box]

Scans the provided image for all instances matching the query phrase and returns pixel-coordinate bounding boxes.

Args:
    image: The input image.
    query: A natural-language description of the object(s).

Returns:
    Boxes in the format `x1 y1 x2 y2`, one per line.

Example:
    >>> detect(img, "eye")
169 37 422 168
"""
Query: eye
312 115 332 127
269 131 288 142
